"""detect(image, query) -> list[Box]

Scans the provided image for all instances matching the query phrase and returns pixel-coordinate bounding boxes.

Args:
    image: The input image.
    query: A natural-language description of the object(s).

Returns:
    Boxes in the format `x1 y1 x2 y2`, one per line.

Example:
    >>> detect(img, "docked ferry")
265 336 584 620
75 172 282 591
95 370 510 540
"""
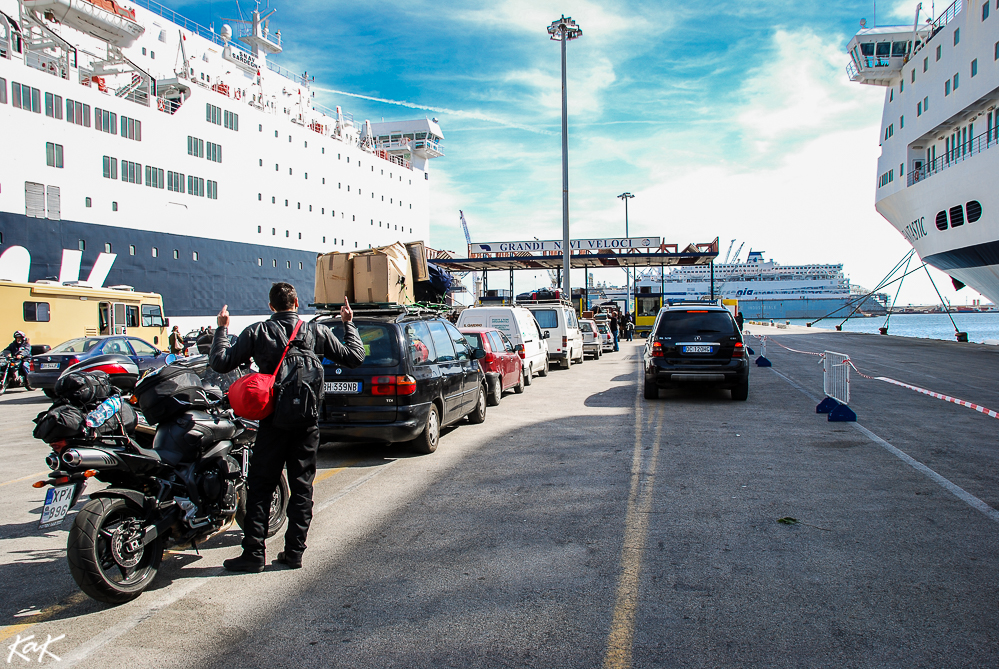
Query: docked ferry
846 0 998 304
0 0 443 326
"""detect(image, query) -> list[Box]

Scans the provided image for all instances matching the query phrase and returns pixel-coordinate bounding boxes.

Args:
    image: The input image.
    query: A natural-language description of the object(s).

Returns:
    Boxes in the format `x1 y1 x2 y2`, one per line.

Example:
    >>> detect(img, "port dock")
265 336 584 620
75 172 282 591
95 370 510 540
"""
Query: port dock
1 331 997 666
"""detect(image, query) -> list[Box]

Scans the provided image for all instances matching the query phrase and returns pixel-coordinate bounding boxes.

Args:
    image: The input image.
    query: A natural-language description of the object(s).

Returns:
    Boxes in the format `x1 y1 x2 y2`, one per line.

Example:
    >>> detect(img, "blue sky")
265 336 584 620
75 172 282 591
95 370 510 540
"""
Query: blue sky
178 0 981 306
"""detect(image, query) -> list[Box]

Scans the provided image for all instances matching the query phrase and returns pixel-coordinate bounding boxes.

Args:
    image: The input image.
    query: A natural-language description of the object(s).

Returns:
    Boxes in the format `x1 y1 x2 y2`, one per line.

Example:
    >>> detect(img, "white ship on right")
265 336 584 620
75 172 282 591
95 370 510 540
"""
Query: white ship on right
847 0 999 302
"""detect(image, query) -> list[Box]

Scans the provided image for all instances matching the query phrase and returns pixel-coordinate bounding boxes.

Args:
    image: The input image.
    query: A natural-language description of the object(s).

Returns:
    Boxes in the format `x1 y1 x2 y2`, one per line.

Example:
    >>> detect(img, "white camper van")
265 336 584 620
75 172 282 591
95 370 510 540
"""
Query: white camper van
524 302 584 370
456 306 550 380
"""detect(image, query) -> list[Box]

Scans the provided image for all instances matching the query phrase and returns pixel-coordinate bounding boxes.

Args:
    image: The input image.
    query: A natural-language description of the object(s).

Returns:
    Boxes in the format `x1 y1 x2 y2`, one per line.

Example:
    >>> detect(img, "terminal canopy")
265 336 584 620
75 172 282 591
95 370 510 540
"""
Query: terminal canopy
433 238 719 272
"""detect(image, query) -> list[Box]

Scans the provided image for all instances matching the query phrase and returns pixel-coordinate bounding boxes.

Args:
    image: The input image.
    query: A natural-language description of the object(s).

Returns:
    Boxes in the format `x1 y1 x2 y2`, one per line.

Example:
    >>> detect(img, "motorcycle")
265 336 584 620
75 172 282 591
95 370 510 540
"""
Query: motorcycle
33 355 289 604
0 352 32 394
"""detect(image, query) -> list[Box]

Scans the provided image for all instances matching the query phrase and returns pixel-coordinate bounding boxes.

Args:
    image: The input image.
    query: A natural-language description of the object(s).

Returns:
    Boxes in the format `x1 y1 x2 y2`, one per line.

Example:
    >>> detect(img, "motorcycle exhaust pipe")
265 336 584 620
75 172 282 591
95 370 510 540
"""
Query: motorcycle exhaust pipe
62 448 122 469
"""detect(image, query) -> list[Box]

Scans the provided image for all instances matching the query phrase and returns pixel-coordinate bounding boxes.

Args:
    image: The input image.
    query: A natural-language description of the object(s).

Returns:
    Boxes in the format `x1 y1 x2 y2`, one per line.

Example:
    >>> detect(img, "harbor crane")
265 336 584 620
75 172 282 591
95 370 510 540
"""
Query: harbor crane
723 239 736 264
730 241 745 264
459 210 481 302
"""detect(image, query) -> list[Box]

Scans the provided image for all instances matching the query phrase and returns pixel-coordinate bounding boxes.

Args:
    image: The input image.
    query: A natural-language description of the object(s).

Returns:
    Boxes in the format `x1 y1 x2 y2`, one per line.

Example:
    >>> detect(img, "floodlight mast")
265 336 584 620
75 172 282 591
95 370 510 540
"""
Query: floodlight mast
548 15 582 301
618 192 634 313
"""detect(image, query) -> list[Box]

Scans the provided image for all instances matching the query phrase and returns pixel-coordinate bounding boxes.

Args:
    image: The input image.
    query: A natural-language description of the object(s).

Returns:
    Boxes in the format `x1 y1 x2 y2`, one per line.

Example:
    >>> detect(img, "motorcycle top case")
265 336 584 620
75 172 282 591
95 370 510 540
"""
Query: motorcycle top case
152 410 237 466
54 371 112 406
33 403 86 442
134 365 211 425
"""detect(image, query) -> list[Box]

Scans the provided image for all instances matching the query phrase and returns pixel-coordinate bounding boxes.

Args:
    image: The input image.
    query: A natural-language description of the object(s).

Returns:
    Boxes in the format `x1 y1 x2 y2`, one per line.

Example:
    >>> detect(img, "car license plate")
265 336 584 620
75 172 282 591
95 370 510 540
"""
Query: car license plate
324 381 360 394
682 345 714 354
40 362 59 370
39 484 77 529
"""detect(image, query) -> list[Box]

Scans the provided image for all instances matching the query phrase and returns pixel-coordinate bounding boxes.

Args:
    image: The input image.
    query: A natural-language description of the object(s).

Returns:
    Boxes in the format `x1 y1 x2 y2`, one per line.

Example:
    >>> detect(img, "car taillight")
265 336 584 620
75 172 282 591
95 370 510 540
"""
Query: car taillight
733 342 745 358
517 348 525 359
652 341 664 358
67 356 80 366
28 359 35 372
562 336 568 348
372 375 417 396
89 363 131 375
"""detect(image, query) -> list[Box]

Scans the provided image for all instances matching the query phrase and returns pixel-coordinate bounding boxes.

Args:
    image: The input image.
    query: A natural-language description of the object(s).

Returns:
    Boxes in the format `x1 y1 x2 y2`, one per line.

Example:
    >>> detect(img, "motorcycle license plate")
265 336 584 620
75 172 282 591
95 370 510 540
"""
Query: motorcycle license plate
40 363 59 370
682 345 714 354
324 381 360 394
39 484 77 529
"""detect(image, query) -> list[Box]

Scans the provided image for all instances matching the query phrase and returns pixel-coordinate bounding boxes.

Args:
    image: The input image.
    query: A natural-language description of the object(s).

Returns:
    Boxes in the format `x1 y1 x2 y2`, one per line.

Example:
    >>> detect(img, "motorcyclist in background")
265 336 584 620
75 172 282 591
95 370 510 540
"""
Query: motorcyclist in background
4 331 33 389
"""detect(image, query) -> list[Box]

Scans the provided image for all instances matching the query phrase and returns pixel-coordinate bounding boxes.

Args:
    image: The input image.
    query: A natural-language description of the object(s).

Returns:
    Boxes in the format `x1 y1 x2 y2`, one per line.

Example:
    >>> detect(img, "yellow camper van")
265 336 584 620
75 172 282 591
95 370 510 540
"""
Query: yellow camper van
0 281 169 350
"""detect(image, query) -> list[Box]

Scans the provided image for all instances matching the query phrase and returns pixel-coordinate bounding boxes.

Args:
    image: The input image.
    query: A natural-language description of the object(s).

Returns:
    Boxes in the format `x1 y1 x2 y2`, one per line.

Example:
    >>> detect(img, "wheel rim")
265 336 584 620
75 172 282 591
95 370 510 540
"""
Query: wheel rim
478 388 486 413
428 408 439 447
96 508 156 587
268 487 284 527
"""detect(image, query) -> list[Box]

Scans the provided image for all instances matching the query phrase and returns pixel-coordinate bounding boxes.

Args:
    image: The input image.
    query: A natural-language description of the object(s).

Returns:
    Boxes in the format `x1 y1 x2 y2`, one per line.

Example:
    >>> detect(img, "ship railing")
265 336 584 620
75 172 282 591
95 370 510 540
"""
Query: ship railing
908 123 999 186
128 0 255 58
312 102 353 125
265 60 308 88
912 0 963 57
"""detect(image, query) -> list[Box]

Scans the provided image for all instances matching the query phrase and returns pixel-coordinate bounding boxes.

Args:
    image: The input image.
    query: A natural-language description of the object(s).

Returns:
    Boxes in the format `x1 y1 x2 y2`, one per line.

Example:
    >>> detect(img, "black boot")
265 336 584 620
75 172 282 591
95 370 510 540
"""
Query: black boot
223 553 265 573
275 551 303 569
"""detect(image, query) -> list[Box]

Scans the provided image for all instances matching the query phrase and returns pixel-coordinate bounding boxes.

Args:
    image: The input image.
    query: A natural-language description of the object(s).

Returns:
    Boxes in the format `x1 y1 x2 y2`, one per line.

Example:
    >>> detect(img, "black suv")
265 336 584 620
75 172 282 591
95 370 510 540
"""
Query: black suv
643 303 749 401
315 307 487 453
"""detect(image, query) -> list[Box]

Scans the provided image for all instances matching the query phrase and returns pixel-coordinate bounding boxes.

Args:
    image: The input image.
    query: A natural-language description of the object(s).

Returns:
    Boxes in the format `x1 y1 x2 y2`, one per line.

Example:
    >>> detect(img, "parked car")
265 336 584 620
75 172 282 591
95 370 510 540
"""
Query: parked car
643 303 749 401
596 322 614 352
524 302 583 369
456 306 550 380
315 308 488 454
579 319 602 360
28 335 170 396
460 327 525 405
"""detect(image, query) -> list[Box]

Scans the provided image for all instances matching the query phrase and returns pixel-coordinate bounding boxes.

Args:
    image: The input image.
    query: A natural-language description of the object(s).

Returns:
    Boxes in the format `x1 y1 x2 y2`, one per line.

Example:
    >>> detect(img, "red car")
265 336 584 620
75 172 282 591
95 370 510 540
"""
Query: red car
461 327 525 406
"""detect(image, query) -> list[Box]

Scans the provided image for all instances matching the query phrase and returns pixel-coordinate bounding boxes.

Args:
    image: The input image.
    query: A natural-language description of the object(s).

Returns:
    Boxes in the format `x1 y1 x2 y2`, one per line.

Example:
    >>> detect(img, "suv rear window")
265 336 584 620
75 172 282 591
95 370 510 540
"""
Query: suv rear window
532 309 558 329
326 322 399 366
656 311 737 336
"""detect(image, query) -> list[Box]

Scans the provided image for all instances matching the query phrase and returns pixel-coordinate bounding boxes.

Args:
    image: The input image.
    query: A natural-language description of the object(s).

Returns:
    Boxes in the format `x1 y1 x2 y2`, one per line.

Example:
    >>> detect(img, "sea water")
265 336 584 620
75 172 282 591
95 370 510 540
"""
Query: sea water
786 313 999 344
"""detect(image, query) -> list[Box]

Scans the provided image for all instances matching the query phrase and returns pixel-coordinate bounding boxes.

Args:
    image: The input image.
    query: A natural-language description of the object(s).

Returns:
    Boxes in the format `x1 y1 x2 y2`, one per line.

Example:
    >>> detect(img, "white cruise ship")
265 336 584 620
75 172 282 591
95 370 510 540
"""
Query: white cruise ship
0 0 443 324
847 0 998 304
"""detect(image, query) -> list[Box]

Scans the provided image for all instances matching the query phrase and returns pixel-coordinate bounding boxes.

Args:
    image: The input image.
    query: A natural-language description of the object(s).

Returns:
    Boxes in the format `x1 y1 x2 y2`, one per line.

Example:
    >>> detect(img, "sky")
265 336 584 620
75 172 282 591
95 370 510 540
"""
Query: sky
176 0 984 306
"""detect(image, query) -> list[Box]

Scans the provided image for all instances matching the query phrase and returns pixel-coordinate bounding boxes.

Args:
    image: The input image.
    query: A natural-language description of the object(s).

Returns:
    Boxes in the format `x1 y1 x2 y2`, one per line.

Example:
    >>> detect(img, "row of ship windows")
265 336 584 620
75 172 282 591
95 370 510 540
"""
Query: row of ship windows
101 156 218 199
253 228 351 248
72 239 302 268
935 201 982 230
255 166 411 207
254 194 413 221
188 136 222 163
0 79 142 140
877 168 894 188
206 103 239 131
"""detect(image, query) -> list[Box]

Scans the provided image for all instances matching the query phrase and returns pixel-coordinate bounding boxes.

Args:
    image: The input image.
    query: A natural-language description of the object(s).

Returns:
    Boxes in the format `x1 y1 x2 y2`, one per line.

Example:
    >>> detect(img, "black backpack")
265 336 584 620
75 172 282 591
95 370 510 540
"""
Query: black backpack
33 403 86 443
271 320 325 429
54 371 111 406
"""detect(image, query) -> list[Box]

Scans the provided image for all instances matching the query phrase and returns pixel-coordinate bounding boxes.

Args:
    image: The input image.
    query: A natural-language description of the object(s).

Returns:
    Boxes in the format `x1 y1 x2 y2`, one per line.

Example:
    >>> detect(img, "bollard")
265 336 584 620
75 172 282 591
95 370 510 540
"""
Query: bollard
879 327 888 335
956 332 968 343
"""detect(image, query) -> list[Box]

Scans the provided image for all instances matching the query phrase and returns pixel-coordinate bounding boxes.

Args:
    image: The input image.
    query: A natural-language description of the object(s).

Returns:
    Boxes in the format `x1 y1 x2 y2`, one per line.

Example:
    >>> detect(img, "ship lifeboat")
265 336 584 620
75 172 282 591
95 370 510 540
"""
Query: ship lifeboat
308 121 324 134
24 0 145 48
211 82 230 97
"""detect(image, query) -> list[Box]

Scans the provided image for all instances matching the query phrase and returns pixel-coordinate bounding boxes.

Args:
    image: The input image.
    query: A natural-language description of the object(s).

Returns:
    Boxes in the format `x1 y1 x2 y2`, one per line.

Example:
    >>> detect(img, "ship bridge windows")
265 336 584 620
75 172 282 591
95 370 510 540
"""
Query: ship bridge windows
95 108 117 134
12 83 40 113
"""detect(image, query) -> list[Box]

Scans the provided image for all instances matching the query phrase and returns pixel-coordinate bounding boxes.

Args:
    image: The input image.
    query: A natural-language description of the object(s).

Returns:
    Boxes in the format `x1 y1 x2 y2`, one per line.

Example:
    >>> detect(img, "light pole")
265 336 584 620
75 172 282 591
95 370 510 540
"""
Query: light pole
548 15 582 301
618 192 634 314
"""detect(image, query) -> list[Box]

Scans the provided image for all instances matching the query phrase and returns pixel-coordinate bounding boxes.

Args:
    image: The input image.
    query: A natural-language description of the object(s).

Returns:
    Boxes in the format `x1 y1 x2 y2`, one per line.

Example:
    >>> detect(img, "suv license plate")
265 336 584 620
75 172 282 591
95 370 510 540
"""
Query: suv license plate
39 484 77 529
682 345 714 354
324 381 361 394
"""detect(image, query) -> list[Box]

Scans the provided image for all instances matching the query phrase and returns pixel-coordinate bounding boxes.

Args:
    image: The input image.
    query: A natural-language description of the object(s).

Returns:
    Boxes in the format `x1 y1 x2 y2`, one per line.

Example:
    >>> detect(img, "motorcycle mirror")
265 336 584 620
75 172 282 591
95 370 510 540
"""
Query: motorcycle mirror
164 353 178 365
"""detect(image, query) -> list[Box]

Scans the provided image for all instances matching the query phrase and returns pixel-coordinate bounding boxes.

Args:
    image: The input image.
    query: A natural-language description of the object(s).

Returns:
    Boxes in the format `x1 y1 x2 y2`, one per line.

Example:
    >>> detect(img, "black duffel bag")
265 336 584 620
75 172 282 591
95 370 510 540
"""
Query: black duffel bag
54 371 111 406
134 366 210 425
33 403 86 443
89 402 139 436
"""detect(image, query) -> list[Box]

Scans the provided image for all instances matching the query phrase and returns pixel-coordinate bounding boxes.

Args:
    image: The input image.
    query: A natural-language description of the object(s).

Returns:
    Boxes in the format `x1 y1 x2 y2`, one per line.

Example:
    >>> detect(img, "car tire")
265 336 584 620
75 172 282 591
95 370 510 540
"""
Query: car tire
596 348 601 360
731 377 749 401
539 358 549 377
467 384 487 424
514 370 525 394
487 377 501 406
410 403 441 454
643 376 659 400
523 364 532 386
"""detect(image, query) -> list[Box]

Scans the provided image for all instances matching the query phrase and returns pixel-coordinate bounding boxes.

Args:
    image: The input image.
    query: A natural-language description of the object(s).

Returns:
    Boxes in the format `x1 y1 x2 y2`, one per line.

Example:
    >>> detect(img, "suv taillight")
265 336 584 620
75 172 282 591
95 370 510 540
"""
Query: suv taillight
372 375 417 396
732 342 745 358
562 336 568 348
651 341 664 358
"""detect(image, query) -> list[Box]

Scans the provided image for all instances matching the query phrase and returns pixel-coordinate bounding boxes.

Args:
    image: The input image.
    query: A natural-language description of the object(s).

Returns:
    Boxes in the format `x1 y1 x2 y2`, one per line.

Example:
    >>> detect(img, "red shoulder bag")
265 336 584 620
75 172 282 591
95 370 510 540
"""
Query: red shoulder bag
227 319 304 420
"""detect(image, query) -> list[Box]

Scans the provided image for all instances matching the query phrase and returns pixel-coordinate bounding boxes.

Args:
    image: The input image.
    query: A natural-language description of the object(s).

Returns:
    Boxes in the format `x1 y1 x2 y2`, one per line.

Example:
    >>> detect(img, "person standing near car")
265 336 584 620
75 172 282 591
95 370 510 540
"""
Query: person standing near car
168 326 185 356
610 312 620 352
210 283 365 572
624 313 635 341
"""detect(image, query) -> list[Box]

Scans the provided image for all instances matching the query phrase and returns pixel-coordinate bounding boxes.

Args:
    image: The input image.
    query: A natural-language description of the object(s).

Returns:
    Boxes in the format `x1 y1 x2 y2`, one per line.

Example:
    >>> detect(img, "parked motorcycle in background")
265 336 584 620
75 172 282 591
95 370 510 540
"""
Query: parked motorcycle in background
32 354 288 604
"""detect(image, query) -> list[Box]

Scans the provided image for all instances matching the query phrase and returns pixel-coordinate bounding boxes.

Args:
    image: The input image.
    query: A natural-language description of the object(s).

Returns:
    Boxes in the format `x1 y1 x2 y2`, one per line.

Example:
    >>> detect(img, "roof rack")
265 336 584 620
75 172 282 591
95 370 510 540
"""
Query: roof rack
310 302 451 319
517 298 573 307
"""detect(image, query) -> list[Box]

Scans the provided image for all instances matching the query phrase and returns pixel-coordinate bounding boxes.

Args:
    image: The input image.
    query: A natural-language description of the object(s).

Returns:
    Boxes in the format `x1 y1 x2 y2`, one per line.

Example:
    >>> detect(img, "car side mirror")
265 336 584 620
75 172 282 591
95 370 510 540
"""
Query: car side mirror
472 347 487 360
542 331 551 339
514 344 524 353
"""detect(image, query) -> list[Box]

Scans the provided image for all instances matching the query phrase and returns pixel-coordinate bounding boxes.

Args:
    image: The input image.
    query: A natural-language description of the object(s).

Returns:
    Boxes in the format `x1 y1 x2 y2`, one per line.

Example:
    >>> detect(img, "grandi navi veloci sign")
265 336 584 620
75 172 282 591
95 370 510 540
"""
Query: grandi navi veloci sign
470 237 661 254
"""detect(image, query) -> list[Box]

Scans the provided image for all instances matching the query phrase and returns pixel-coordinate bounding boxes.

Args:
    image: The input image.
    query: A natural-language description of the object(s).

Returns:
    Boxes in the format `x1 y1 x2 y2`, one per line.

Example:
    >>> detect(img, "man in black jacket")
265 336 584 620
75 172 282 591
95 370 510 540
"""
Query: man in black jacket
210 283 364 572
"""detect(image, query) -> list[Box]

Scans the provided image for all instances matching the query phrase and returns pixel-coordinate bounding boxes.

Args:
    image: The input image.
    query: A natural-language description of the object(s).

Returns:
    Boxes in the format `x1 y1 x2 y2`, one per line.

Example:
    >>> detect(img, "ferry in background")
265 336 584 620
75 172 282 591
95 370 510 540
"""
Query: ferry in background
846 0 999 305
0 0 443 328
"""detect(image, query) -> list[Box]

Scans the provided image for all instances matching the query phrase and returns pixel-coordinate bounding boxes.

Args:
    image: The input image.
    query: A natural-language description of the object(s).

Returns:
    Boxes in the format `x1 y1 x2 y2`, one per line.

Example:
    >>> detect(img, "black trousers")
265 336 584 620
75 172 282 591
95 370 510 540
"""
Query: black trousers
241 422 320 559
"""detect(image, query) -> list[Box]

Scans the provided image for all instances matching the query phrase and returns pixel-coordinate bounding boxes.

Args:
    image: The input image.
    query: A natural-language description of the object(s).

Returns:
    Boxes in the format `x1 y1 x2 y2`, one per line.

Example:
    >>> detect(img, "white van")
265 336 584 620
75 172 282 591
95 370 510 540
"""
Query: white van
456 306 551 381
524 302 584 370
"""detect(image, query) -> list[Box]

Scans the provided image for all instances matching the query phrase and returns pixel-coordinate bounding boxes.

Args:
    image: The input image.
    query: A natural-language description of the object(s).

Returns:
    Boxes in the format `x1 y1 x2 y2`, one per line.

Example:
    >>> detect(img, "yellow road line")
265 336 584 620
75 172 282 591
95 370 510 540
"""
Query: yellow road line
603 364 664 669
0 471 49 488
314 457 363 484
0 592 89 644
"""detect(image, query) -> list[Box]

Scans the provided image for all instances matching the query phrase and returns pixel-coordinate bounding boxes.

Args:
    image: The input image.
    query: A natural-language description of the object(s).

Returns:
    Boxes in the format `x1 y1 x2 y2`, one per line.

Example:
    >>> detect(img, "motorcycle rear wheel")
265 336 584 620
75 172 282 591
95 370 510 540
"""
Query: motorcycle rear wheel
68 497 163 605
234 470 290 539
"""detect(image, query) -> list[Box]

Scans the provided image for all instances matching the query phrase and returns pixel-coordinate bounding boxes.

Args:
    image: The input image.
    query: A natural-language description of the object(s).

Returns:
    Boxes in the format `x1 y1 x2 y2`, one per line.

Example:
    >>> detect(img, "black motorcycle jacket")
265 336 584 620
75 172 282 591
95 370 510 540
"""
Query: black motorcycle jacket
209 311 364 376
5 340 30 358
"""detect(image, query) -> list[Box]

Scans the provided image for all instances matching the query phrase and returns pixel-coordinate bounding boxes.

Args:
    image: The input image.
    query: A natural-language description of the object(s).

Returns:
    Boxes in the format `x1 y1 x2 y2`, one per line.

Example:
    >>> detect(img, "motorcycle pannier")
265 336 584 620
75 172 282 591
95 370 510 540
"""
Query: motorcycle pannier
152 410 237 466
134 366 210 425
54 371 111 406
33 404 86 442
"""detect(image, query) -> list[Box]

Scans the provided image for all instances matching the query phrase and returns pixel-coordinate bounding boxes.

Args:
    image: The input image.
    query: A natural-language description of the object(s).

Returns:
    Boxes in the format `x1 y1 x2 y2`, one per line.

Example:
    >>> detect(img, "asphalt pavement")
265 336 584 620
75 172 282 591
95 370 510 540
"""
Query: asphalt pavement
0 332 997 668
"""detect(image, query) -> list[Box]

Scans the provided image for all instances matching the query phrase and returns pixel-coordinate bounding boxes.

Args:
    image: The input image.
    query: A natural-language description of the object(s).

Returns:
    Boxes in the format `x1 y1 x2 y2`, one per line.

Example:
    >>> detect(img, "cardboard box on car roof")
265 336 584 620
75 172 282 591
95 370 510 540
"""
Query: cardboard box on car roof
353 242 415 304
314 251 357 305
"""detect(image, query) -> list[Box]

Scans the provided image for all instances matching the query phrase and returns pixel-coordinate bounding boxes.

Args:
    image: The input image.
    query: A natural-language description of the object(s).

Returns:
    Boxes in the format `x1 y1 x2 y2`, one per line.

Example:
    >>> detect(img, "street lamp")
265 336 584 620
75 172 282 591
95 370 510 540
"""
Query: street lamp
618 192 634 314
548 15 582 301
